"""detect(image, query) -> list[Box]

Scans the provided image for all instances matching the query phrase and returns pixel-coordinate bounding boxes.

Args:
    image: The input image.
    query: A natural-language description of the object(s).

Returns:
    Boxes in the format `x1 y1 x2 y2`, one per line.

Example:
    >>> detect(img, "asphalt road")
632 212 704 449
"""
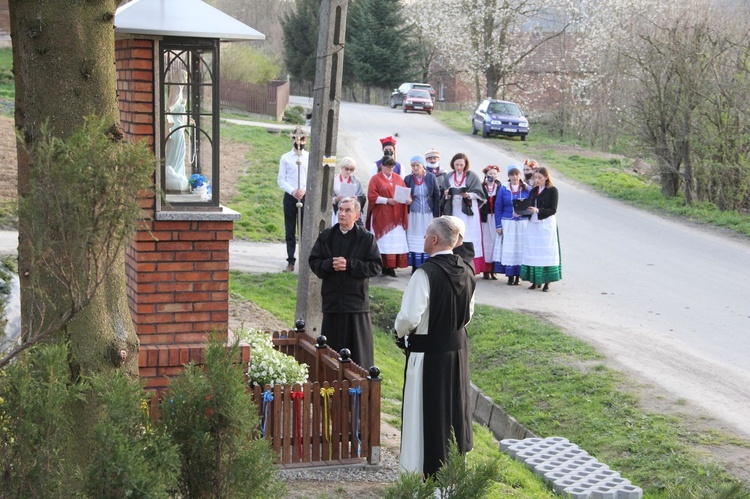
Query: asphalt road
298 97 750 438
2 98 749 438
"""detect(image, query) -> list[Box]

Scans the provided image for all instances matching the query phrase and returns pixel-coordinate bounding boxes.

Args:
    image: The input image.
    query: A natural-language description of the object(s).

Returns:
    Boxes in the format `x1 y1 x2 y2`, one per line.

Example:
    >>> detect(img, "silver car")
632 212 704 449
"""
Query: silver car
471 99 529 140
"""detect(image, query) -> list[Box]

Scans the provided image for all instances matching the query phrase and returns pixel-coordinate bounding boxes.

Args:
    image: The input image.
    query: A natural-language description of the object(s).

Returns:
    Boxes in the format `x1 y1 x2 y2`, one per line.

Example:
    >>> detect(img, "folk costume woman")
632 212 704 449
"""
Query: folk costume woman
521 167 561 292
523 158 538 189
332 157 366 227
441 153 486 272
494 166 530 285
404 156 440 273
366 156 411 276
479 165 502 280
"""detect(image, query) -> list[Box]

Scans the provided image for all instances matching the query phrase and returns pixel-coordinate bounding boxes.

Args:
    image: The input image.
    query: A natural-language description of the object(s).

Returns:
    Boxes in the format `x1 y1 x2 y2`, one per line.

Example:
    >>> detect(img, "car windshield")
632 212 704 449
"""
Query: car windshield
487 102 522 116
409 90 431 99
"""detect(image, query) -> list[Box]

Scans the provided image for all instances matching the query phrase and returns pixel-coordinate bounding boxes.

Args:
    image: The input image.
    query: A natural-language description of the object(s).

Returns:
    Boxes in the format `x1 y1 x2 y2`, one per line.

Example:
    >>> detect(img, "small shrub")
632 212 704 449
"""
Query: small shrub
283 105 306 125
161 339 284 498
240 329 308 387
0 343 78 497
384 438 499 499
81 372 180 498
221 45 280 85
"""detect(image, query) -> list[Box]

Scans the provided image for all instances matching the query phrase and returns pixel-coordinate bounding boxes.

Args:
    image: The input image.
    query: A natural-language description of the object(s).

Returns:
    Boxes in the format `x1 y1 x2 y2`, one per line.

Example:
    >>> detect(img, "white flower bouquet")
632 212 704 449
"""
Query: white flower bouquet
241 329 309 387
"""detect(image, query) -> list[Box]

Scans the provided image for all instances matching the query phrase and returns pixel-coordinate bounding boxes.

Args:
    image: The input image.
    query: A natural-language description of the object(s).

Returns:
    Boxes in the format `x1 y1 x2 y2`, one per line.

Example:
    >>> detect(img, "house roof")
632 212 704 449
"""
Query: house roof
115 0 265 41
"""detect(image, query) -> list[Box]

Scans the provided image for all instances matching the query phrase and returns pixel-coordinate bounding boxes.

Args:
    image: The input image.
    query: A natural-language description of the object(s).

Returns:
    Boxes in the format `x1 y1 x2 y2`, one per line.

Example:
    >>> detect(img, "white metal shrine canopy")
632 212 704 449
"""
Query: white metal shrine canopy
114 0 265 41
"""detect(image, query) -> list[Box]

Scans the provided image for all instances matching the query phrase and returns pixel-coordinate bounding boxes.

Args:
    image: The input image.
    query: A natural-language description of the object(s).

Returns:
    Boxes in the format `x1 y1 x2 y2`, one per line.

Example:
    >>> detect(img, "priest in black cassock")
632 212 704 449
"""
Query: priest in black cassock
395 216 477 478
309 197 382 368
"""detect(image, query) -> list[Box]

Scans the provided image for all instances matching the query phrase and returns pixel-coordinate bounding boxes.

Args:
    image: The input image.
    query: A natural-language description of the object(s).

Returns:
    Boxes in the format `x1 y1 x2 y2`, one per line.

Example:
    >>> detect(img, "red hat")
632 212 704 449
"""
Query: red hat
380 136 397 148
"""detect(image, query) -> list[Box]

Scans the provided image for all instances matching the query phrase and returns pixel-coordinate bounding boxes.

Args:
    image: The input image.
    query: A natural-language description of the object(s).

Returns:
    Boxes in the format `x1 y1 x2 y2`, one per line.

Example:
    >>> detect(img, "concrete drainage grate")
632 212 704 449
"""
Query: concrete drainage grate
499 436 643 498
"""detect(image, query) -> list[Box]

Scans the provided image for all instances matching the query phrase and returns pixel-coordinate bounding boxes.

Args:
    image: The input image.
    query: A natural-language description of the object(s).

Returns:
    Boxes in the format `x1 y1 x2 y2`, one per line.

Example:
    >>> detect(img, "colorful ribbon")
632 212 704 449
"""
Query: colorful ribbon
349 387 362 457
320 387 335 460
260 390 274 437
291 390 304 458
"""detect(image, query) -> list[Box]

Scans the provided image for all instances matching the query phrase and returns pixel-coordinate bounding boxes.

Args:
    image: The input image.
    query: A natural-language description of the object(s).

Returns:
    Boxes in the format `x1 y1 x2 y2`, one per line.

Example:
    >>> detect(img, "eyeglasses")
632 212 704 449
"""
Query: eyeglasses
342 167 355 172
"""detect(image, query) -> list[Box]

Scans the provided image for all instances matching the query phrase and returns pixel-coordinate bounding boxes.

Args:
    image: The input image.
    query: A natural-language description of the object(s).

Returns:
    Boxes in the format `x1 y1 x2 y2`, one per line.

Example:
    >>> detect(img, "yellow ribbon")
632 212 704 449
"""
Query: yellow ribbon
320 387 335 460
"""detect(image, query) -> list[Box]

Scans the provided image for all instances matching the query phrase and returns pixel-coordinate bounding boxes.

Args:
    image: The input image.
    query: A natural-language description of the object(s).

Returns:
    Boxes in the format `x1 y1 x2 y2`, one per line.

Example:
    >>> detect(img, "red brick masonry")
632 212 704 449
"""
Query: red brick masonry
116 37 240 390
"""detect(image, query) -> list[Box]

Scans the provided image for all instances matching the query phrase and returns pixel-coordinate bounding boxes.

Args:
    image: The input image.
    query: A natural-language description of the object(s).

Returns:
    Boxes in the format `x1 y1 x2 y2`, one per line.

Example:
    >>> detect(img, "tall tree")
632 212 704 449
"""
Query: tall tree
402 0 440 81
430 0 577 101
347 0 419 101
282 0 321 83
625 2 735 200
9 1 144 376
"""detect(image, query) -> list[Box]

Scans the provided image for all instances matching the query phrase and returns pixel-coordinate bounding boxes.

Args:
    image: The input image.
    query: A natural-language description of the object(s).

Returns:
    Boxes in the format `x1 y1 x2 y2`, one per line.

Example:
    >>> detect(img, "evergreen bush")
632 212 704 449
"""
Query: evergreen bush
283 105 306 125
81 372 180 498
0 343 183 498
161 339 284 498
384 438 499 499
0 344 76 497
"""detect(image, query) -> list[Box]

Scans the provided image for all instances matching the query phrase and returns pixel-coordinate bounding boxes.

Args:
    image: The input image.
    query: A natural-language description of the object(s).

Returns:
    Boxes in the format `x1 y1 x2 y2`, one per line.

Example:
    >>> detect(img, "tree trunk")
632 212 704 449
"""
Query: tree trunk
11 1 138 377
485 64 498 99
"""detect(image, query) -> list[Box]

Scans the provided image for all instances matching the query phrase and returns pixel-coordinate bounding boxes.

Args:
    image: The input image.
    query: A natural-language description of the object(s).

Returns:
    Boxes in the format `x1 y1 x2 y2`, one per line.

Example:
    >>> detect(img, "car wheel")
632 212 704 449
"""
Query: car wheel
403 107 408 113
471 122 478 135
390 97 396 109
521 134 527 141
482 127 489 138
427 110 432 115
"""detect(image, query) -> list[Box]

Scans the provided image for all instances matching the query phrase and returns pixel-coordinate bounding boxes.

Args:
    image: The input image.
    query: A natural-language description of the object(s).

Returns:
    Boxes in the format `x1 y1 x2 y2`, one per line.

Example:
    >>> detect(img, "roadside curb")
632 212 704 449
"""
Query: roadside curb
469 382 537 440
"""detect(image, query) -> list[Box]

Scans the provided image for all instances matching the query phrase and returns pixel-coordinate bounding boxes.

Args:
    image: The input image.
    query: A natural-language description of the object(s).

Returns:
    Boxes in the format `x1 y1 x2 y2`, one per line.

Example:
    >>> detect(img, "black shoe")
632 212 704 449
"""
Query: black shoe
384 268 396 277
490 273 498 280
542 283 550 292
514 276 520 285
529 283 538 290
507 276 514 285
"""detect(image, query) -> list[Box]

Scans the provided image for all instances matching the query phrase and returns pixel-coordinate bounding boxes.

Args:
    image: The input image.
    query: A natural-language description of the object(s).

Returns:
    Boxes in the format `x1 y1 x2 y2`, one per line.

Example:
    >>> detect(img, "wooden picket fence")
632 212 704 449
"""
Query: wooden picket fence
251 329 382 468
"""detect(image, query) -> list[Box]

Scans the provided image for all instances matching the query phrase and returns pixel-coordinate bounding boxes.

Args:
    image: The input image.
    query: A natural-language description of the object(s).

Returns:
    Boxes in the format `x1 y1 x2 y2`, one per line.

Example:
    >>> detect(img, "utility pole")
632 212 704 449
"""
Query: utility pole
295 0 349 335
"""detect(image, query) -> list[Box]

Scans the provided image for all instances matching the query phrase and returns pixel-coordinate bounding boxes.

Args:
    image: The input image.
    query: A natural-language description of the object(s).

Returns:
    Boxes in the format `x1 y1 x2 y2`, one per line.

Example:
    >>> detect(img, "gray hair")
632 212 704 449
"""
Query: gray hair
339 156 356 169
338 197 361 214
429 217 459 247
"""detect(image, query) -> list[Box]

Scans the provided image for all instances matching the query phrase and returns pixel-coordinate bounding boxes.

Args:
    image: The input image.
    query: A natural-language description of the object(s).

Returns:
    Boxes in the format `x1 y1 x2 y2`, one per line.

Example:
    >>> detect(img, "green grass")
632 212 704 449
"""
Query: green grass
221 124 290 241
433 110 750 239
0 48 13 102
228 273 750 497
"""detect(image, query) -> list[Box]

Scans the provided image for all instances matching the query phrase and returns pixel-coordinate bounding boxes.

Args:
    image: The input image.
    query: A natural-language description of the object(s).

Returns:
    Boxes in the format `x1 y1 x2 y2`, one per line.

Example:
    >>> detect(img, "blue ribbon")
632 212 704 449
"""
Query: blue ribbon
260 390 274 437
349 387 362 457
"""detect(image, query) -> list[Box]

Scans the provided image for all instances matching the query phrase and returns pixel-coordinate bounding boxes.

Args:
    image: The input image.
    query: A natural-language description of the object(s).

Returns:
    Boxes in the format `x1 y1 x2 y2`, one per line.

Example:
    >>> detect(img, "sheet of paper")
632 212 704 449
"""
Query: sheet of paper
338 182 357 198
394 185 411 204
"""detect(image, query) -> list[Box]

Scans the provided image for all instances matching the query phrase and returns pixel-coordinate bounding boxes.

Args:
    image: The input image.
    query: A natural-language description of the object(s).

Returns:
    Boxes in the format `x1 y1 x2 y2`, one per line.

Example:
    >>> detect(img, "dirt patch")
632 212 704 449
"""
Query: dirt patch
228 295 288 333
0 115 17 204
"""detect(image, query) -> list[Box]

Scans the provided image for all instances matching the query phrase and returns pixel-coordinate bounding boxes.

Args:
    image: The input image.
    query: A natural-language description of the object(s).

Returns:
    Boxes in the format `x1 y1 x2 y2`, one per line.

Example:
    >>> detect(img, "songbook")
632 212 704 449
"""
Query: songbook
394 185 411 204
512 198 533 216
448 187 468 196
338 182 357 198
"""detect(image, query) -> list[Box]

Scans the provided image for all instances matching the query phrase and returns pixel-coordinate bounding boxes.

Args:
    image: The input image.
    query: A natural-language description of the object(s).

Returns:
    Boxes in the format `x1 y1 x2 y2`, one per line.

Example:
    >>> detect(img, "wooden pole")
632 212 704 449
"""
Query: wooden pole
295 0 349 335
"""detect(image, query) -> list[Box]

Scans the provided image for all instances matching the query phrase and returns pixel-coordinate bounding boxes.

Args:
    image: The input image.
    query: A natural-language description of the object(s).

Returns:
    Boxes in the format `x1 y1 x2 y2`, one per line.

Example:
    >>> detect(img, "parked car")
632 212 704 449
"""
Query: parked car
390 82 436 108
471 99 529 140
402 89 434 114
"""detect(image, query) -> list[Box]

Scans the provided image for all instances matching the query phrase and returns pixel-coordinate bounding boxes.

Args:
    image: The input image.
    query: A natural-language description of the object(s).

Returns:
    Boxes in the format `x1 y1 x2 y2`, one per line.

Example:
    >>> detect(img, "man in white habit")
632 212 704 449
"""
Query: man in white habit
394 216 477 478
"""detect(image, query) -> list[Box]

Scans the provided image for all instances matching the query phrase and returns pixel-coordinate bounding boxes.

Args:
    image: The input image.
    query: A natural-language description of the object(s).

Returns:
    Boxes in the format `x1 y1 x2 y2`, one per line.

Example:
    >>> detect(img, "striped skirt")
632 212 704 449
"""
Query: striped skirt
521 215 561 284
